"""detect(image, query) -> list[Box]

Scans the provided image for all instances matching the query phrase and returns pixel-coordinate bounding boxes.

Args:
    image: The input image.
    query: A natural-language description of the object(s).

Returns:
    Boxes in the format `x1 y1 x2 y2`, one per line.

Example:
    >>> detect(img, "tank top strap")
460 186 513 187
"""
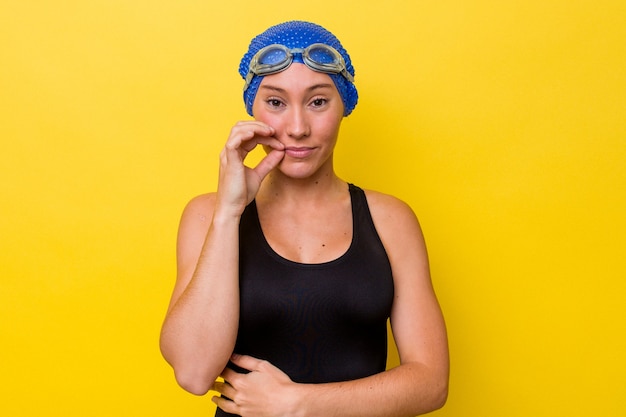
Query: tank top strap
348 183 383 249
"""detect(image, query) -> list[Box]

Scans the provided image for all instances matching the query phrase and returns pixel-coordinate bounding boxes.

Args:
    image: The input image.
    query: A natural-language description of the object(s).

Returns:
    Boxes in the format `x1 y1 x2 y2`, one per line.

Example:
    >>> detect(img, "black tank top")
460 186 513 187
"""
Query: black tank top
216 184 394 416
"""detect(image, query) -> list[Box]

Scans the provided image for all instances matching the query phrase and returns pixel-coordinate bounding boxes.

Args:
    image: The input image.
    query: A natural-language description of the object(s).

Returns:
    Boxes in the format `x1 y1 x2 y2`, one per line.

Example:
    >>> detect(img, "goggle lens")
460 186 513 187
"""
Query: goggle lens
257 48 290 69
307 45 338 65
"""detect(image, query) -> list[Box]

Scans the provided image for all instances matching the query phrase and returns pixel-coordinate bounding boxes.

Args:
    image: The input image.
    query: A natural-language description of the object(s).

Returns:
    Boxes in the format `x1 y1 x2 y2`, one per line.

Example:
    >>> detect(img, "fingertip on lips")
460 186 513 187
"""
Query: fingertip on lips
274 138 285 149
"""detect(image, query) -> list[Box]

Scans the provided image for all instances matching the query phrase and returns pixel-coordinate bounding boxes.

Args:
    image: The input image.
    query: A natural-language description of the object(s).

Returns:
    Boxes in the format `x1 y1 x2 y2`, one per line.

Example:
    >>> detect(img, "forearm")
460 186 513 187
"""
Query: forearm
160 214 240 395
296 363 448 417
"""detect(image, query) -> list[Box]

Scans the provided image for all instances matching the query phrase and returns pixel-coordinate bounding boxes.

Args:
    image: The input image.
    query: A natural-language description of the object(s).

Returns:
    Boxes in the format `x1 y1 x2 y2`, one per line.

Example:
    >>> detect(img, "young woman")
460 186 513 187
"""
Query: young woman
160 21 449 417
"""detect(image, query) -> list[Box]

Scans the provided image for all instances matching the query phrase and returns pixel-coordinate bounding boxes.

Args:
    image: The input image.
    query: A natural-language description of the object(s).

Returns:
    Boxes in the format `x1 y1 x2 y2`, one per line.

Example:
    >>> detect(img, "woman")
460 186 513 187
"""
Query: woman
160 21 449 417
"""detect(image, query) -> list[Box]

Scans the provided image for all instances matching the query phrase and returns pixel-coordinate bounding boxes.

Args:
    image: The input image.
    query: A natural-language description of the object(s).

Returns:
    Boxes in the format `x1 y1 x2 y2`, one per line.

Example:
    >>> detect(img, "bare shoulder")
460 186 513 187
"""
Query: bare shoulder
362 189 428 271
181 192 217 223
362 189 422 235
178 192 220 235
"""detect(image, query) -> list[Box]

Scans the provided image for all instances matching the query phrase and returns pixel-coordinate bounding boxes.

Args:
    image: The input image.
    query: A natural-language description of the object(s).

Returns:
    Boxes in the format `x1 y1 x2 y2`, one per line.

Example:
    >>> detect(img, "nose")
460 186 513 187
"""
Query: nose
285 107 310 139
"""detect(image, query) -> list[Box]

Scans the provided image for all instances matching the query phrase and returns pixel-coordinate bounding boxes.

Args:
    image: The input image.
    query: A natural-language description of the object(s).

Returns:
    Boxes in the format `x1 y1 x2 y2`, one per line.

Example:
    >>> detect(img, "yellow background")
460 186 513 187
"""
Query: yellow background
1 1 624 415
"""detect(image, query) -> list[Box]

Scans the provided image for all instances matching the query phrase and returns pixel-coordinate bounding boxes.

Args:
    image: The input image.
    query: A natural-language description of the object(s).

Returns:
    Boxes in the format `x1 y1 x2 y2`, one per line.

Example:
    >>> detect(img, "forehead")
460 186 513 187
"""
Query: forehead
257 63 338 93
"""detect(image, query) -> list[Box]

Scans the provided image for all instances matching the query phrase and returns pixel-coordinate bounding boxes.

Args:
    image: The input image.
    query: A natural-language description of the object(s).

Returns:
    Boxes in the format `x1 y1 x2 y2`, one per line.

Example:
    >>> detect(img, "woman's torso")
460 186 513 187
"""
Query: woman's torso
215 184 394 416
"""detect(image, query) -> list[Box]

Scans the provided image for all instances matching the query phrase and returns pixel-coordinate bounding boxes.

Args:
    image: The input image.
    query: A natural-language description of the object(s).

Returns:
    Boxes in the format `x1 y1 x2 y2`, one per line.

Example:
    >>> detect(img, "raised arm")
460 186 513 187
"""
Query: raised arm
159 121 285 395
212 191 449 416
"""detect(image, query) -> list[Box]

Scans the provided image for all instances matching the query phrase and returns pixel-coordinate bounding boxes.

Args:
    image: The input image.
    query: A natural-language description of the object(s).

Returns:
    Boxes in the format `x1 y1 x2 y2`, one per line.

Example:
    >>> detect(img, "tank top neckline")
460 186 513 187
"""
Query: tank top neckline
249 183 360 268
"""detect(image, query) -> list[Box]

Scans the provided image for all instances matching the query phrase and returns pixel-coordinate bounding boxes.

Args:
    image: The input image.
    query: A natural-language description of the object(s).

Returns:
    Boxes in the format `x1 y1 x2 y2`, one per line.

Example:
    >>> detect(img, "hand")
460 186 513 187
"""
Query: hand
215 121 285 218
212 354 300 417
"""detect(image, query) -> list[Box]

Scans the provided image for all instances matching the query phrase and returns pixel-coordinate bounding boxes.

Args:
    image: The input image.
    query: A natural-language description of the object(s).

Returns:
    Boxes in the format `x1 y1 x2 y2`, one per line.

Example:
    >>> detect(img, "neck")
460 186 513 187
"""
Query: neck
257 170 347 206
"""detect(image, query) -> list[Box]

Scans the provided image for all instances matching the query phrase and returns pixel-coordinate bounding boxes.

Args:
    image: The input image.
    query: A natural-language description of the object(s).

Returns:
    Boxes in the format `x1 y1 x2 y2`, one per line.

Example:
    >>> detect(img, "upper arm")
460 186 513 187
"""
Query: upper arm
166 193 216 313
366 191 449 373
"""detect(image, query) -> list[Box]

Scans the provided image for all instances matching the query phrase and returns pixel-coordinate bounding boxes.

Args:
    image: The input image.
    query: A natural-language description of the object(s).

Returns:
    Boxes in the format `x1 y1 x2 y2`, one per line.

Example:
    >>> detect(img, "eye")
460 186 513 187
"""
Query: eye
266 98 284 108
310 97 328 108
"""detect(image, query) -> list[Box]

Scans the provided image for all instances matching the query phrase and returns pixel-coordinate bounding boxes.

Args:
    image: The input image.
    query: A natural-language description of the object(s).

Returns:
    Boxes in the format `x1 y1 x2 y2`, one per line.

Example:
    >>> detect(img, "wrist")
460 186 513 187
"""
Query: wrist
211 209 241 226
211 199 246 225
288 383 314 417
212 193 249 223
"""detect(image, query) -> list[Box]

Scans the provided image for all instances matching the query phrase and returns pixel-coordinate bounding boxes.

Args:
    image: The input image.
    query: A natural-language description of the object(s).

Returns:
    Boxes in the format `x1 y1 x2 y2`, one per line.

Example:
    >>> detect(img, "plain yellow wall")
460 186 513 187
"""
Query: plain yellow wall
1 1 624 415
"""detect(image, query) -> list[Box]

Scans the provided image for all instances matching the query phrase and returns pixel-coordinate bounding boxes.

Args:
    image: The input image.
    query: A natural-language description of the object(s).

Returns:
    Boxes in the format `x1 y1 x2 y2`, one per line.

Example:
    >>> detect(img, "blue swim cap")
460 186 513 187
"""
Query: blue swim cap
239 21 358 117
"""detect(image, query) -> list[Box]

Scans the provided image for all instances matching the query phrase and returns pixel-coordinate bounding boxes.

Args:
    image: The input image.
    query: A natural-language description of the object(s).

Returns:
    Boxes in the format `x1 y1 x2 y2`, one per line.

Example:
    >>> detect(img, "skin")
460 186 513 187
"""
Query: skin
159 63 449 417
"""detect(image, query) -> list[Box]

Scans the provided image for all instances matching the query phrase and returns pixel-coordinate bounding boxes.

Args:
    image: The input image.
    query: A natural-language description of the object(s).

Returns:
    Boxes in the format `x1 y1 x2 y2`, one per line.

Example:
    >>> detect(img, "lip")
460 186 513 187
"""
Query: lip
284 146 315 159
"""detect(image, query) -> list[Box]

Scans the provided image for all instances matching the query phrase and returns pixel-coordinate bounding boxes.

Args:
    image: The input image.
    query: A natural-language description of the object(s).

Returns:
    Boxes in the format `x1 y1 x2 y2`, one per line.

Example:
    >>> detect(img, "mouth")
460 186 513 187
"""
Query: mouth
284 146 315 159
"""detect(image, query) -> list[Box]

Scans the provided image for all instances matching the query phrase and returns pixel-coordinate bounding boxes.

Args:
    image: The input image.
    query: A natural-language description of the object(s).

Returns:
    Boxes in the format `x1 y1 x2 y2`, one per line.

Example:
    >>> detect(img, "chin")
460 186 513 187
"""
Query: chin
276 161 321 180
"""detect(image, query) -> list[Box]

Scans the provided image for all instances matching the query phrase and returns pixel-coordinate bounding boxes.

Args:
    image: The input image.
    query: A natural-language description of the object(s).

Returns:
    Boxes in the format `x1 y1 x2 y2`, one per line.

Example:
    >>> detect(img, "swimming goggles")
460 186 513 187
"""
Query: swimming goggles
243 43 355 91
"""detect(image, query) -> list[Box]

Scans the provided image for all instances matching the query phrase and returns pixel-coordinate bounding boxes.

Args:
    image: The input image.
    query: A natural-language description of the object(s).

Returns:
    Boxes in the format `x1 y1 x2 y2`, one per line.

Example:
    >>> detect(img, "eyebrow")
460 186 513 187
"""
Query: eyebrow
259 83 335 94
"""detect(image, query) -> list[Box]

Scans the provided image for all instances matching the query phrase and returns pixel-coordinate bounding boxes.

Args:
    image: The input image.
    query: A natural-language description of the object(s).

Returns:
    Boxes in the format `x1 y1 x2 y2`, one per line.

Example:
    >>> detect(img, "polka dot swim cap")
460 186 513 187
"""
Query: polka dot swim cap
239 21 358 117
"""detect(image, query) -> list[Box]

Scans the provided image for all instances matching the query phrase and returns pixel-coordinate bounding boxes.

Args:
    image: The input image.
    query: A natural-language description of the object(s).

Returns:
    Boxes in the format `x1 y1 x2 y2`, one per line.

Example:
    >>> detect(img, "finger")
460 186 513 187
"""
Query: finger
233 120 275 132
211 380 236 399
224 123 271 150
220 366 239 384
212 395 238 415
229 122 275 144
229 353 266 372
253 148 285 180
227 130 283 158
255 136 284 149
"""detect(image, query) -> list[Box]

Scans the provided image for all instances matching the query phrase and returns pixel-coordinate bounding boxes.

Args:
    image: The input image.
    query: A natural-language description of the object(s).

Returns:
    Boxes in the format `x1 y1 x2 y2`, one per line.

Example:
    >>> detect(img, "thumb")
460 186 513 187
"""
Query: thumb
253 148 285 180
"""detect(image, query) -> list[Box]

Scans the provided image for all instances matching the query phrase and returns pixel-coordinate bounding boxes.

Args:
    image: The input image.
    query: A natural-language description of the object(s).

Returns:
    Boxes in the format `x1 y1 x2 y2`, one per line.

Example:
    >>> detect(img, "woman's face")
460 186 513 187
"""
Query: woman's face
252 63 345 180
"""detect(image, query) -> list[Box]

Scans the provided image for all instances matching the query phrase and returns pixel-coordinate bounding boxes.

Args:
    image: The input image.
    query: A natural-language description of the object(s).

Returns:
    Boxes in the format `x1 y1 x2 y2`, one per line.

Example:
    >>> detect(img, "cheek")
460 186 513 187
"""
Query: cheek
253 110 282 130
318 114 343 138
